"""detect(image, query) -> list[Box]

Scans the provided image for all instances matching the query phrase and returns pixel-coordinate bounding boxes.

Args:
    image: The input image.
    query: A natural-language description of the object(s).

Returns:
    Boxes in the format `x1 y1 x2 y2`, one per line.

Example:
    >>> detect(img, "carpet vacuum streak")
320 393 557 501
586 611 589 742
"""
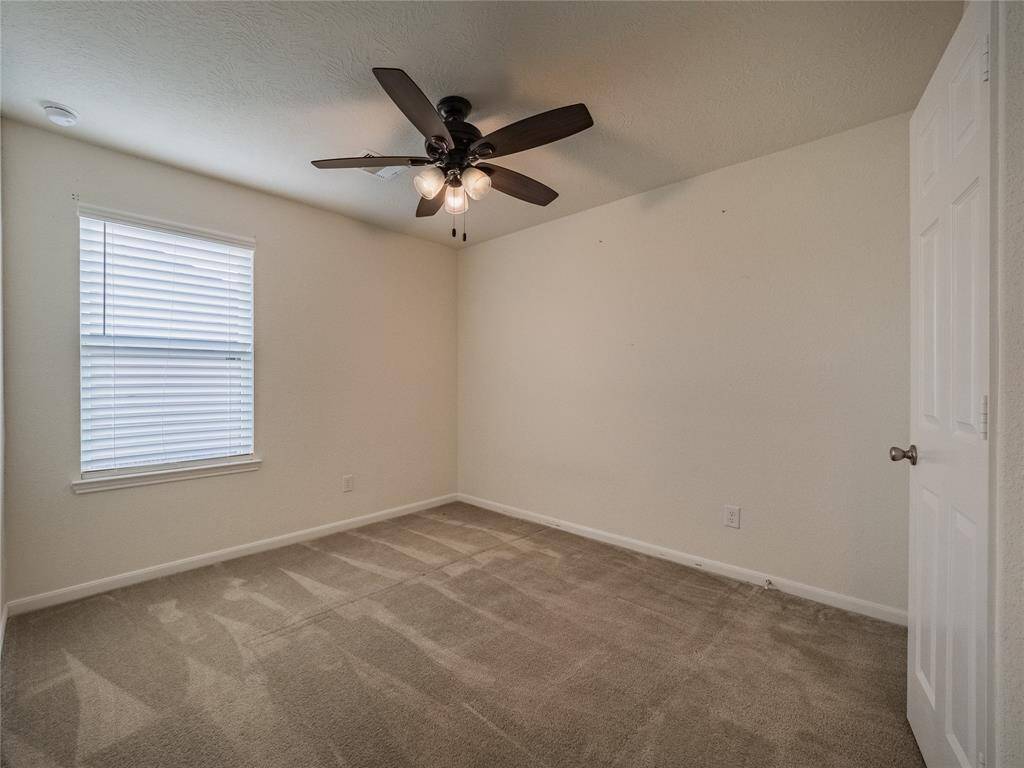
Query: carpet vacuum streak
1 502 923 767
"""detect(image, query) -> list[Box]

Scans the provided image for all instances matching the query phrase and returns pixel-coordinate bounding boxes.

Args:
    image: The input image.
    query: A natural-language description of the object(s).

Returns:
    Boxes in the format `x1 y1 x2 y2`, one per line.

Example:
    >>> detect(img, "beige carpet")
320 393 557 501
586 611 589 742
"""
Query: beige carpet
1 502 922 767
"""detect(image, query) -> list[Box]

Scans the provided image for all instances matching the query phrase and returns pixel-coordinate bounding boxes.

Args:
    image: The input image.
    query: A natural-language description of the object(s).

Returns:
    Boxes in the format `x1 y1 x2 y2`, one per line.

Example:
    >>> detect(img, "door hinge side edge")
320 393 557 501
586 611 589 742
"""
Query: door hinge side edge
982 33 990 82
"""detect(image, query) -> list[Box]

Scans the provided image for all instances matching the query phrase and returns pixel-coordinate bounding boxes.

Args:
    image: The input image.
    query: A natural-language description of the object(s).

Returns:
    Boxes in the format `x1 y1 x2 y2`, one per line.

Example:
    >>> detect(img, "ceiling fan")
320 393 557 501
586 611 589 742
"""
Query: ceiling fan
311 68 594 233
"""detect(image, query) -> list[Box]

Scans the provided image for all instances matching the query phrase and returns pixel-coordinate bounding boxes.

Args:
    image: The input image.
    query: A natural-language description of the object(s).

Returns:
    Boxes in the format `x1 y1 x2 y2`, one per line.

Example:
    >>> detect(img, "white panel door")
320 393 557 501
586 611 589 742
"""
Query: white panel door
906 3 991 767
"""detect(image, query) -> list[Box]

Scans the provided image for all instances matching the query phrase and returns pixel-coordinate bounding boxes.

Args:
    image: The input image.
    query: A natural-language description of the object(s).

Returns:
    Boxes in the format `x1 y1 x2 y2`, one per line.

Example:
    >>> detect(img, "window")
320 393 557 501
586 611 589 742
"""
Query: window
79 213 254 475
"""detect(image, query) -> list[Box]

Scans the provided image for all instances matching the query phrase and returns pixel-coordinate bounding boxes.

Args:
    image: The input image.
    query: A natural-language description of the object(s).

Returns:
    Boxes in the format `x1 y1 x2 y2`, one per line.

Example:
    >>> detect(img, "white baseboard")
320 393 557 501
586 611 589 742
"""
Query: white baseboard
6 493 458 616
457 493 908 626
0 601 6 727
5 491 907 626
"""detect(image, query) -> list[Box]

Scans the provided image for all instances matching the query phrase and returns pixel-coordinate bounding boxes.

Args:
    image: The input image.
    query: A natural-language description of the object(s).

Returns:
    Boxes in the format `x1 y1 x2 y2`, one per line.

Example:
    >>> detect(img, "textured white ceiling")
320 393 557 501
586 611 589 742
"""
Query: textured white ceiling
2 1 961 248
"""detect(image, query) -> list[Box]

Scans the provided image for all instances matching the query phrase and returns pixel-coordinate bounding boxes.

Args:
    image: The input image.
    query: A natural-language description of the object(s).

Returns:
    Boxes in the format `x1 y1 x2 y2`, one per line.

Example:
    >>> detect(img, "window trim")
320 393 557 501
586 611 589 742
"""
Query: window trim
71 457 262 494
77 204 256 249
76 204 258 487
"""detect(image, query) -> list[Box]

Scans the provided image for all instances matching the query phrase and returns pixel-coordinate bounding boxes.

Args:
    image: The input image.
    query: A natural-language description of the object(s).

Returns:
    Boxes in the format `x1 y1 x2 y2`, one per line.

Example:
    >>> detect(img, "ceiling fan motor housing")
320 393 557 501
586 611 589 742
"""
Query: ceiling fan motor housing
431 96 485 170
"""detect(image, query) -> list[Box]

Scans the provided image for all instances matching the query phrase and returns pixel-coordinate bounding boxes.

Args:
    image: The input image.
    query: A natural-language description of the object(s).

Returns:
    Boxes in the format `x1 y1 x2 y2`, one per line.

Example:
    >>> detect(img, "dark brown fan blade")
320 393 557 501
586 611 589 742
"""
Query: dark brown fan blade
470 104 592 160
312 156 431 169
477 163 558 206
373 68 453 149
416 183 447 217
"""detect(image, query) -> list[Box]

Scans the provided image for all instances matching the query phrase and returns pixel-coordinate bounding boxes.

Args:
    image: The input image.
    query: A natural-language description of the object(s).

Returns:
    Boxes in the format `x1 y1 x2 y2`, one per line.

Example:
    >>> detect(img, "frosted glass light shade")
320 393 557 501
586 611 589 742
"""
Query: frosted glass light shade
462 167 492 200
413 167 446 199
444 184 468 214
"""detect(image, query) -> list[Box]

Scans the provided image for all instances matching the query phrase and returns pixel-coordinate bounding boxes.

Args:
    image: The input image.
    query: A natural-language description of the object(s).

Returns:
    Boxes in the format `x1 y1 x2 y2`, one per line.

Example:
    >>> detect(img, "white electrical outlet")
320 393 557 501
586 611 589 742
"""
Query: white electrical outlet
724 505 741 529
342 474 354 493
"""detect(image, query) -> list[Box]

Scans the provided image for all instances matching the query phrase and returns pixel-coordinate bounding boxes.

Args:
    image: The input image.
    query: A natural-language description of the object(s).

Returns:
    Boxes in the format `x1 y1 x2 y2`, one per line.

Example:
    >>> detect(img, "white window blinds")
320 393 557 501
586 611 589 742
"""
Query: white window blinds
79 215 254 473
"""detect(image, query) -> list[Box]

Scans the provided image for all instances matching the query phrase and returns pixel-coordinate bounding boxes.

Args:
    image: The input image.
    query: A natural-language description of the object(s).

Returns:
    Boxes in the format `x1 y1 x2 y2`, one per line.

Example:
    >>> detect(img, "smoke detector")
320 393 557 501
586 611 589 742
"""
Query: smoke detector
42 102 78 127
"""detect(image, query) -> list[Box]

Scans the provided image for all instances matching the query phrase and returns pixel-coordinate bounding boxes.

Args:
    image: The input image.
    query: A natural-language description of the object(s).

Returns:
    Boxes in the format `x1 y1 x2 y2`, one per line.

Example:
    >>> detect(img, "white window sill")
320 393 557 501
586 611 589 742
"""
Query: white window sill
71 458 262 494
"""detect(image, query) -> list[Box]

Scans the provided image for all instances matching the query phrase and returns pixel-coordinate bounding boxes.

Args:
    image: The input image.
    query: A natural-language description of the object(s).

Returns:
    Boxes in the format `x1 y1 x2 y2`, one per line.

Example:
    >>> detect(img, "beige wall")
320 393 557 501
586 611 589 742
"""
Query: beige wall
995 2 1023 763
1 119 457 602
1 116 5 613
459 113 911 612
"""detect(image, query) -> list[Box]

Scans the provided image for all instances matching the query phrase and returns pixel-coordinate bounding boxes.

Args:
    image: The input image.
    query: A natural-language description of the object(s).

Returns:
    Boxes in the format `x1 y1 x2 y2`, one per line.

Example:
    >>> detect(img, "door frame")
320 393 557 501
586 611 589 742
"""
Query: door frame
980 1 1004 765
987 2 1014 767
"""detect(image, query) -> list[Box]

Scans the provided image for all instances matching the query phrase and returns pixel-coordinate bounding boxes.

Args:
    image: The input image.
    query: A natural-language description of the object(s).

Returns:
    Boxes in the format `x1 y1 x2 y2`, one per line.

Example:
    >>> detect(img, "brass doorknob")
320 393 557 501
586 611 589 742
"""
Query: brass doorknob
890 445 918 466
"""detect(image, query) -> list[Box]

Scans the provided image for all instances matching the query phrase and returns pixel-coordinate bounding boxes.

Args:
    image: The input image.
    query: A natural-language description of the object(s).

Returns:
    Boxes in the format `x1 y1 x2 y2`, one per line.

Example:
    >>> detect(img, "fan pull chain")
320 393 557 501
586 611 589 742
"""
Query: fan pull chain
451 214 456 239
462 210 467 242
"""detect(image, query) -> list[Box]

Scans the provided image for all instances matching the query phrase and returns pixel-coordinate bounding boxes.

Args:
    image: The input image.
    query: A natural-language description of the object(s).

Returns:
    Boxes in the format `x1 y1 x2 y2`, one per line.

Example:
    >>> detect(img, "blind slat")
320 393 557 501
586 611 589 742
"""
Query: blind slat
80 216 254 472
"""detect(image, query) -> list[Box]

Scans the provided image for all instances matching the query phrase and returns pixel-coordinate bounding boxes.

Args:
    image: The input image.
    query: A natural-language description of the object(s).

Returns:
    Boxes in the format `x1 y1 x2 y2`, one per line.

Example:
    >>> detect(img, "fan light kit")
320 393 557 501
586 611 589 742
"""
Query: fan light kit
413 166 446 199
312 68 594 240
42 102 79 127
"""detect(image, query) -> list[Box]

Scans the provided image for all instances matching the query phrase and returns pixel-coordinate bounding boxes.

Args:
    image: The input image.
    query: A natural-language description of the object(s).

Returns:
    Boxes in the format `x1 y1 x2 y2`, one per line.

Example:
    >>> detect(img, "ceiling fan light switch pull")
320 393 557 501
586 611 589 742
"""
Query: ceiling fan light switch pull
451 227 457 238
